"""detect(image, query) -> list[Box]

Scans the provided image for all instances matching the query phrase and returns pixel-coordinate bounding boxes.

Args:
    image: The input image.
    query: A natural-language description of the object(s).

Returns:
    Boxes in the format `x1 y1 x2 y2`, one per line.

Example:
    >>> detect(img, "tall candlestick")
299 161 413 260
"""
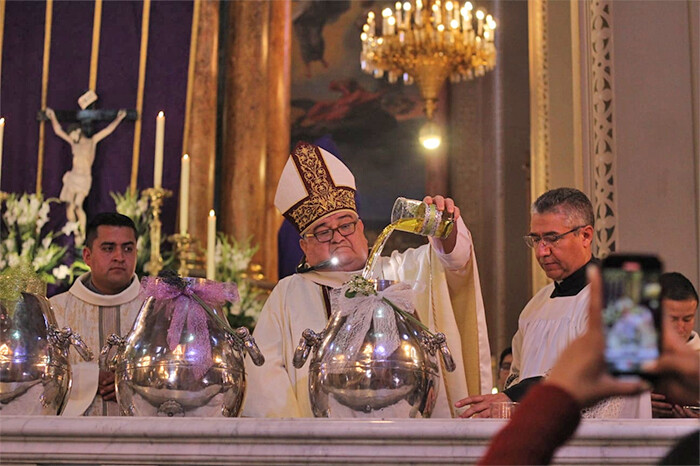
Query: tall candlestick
179 154 190 235
0 118 4 190
154 111 165 188
206 209 216 280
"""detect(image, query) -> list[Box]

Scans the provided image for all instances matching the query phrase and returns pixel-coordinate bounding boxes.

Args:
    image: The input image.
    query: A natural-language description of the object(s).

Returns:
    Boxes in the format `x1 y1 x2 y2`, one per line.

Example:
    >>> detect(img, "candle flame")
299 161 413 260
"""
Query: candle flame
183 153 189 160
0 343 12 361
0 117 5 125
157 111 164 118
209 209 215 217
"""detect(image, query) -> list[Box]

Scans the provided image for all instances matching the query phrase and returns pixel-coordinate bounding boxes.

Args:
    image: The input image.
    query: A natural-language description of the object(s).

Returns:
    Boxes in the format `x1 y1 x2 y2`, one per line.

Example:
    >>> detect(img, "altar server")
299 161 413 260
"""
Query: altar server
457 188 651 418
51 213 143 416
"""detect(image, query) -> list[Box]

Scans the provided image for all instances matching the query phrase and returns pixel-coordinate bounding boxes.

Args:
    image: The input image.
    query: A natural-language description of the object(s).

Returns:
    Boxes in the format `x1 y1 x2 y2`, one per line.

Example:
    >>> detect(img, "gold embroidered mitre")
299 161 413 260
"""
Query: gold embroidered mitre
274 142 357 234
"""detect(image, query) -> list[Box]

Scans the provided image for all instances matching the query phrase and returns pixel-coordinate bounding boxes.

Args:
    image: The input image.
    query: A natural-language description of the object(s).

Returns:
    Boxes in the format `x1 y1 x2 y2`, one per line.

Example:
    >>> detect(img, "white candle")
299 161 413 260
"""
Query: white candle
476 9 484 36
0 118 4 189
382 8 392 34
179 154 190 235
206 209 216 280
154 111 165 188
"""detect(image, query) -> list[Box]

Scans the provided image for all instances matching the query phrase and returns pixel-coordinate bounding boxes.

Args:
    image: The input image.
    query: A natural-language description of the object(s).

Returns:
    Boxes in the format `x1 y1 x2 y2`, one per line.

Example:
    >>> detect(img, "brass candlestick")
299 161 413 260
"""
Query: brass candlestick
168 233 200 277
143 187 172 276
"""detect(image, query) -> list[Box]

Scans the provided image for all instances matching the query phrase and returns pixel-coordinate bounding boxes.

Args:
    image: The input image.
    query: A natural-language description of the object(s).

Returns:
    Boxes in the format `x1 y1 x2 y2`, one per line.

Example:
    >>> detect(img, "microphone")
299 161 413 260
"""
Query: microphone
297 257 340 274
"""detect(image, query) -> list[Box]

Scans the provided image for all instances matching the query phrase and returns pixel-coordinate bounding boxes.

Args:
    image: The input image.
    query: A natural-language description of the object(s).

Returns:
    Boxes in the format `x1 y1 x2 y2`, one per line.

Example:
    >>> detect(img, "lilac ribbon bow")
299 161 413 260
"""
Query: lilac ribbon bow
141 277 239 379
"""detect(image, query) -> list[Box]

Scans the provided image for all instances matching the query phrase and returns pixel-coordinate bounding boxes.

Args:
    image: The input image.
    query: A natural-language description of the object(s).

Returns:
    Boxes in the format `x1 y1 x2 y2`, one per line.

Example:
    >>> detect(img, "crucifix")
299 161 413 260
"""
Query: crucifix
37 91 138 236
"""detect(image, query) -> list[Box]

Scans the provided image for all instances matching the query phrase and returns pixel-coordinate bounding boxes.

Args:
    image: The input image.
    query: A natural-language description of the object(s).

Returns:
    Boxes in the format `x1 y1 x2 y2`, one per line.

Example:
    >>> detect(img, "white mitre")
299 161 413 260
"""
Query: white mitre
274 142 357 235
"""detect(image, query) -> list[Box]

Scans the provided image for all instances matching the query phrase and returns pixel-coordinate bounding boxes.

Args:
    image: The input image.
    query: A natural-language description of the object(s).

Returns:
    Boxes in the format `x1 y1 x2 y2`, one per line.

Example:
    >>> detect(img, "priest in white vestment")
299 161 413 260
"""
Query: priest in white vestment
457 187 651 418
242 141 492 418
652 272 699 417
50 213 143 416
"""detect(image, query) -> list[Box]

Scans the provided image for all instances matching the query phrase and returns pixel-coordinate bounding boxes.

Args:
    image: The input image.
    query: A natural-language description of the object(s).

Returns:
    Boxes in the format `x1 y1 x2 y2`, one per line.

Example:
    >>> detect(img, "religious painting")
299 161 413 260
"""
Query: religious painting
290 0 435 242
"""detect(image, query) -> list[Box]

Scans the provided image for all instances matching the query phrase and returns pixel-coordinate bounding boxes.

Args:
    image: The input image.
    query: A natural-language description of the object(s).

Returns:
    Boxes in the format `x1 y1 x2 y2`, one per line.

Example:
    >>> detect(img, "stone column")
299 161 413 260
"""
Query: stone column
184 0 219 246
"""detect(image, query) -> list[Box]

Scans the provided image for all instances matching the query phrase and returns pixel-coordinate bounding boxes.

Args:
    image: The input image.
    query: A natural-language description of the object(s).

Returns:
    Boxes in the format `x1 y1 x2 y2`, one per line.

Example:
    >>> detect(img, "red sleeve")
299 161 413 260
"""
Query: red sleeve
479 383 582 465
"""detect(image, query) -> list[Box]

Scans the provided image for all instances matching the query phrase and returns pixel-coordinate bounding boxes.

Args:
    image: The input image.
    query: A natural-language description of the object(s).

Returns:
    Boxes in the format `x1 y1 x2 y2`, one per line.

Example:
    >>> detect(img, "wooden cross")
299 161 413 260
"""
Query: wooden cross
37 108 138 137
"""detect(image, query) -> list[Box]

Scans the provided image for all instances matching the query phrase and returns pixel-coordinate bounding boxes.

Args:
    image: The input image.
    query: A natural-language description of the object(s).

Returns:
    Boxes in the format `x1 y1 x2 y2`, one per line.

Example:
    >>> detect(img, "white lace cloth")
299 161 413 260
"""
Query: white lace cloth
326 282 415 368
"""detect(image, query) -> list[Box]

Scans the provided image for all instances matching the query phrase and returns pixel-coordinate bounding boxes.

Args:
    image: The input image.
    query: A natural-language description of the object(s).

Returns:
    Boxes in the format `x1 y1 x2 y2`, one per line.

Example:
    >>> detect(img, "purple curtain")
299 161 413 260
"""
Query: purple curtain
0 0 193 236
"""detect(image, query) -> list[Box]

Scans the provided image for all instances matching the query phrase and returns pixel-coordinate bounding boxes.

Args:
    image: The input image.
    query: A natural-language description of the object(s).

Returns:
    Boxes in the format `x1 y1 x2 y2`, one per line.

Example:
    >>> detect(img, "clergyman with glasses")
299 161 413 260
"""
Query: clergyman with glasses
456 187 651 419
241 141 492 418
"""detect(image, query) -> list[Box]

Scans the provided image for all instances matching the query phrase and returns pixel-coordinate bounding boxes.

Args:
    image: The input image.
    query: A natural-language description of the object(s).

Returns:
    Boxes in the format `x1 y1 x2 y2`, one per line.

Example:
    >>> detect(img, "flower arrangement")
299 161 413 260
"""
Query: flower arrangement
0 193 87 287
214 233 267 330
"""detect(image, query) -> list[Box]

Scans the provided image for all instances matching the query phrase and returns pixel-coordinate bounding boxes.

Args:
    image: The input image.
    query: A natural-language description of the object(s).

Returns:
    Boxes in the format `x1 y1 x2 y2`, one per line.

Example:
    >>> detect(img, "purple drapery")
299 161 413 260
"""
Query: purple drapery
0 0 193 237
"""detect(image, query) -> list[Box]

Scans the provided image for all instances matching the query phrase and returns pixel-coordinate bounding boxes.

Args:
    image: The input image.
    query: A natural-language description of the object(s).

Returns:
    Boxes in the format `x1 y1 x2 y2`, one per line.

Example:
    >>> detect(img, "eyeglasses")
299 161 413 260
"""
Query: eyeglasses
304 220 358 243
523 226 585 249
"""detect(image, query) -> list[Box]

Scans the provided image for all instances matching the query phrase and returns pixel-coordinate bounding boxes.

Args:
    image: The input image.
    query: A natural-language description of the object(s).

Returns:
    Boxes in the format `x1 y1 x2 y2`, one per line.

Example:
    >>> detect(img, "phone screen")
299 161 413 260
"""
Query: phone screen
602 255 663 375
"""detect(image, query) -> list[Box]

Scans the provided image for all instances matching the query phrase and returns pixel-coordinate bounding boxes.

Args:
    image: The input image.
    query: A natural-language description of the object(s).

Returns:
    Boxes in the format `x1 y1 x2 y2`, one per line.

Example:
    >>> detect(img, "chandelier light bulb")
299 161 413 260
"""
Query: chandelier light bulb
419 121 442 150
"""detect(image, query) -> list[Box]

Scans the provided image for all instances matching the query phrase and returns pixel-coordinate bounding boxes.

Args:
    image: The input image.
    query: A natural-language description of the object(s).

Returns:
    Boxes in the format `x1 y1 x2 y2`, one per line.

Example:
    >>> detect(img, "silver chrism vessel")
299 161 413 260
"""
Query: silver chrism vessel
293 279 455 418
0 292 93 415
101 276 264 417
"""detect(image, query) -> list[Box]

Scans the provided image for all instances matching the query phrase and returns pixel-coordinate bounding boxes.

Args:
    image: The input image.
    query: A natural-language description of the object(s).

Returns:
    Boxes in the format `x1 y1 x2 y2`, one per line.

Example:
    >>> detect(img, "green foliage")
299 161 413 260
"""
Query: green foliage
214 233 267 331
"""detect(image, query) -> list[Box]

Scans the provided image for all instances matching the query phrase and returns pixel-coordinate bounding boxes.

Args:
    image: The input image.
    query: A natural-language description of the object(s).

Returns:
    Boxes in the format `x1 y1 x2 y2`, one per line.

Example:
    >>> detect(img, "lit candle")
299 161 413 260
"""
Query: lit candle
0 118 4 189
206 209 216 280
403 2 411 28
465 2 473 31
445 1 453 24
395 1 402 27
433 2 442 26
154 111 165 188
382 8 392 35
476 9 485 36
179 154 190 235
415 0 423 26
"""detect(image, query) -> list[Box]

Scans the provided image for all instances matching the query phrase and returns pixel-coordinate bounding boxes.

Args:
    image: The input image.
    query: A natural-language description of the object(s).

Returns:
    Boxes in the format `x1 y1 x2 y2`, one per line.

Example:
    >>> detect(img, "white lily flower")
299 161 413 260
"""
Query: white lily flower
52 264 70 280
61 221 81 237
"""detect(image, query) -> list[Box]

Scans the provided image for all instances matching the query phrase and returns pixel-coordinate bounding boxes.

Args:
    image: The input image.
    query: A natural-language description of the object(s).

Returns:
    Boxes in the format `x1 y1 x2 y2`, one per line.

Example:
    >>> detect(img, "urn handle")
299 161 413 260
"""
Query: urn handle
227 327 265 366
69 330 94 361
99 334 125 372
420 331 456 373
433 332 456 373
48 326 94 361
292 328 323 369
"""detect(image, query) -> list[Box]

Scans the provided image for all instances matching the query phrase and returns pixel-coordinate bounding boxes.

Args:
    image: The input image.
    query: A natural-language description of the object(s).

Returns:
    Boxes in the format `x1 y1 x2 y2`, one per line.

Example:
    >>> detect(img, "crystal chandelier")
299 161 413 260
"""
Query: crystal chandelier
360 0 497 121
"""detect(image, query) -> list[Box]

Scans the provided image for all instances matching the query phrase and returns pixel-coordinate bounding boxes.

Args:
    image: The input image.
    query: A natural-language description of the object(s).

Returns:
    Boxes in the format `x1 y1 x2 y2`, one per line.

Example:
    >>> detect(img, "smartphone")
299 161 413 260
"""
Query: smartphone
602 254 663 376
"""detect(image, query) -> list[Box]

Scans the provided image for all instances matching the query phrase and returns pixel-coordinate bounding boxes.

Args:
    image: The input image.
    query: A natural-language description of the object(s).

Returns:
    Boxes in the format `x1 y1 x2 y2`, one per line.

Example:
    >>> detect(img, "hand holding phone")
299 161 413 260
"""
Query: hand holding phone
602 254 663 377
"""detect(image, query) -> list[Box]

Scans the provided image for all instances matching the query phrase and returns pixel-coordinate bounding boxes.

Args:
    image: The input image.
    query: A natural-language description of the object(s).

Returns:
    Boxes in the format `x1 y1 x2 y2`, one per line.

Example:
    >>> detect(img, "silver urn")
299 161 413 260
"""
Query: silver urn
100 277 264 417
293 280 455 418
0 292 93 415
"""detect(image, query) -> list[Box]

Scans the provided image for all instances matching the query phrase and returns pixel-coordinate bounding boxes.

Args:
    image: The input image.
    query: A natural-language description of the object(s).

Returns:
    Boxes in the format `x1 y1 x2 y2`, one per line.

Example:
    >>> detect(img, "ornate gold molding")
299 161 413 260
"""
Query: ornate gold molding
528 0 550 294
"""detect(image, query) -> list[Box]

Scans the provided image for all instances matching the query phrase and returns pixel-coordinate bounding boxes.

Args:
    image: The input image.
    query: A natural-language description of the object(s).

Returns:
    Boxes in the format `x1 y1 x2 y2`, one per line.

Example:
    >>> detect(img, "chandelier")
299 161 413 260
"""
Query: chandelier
360 0 497 122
